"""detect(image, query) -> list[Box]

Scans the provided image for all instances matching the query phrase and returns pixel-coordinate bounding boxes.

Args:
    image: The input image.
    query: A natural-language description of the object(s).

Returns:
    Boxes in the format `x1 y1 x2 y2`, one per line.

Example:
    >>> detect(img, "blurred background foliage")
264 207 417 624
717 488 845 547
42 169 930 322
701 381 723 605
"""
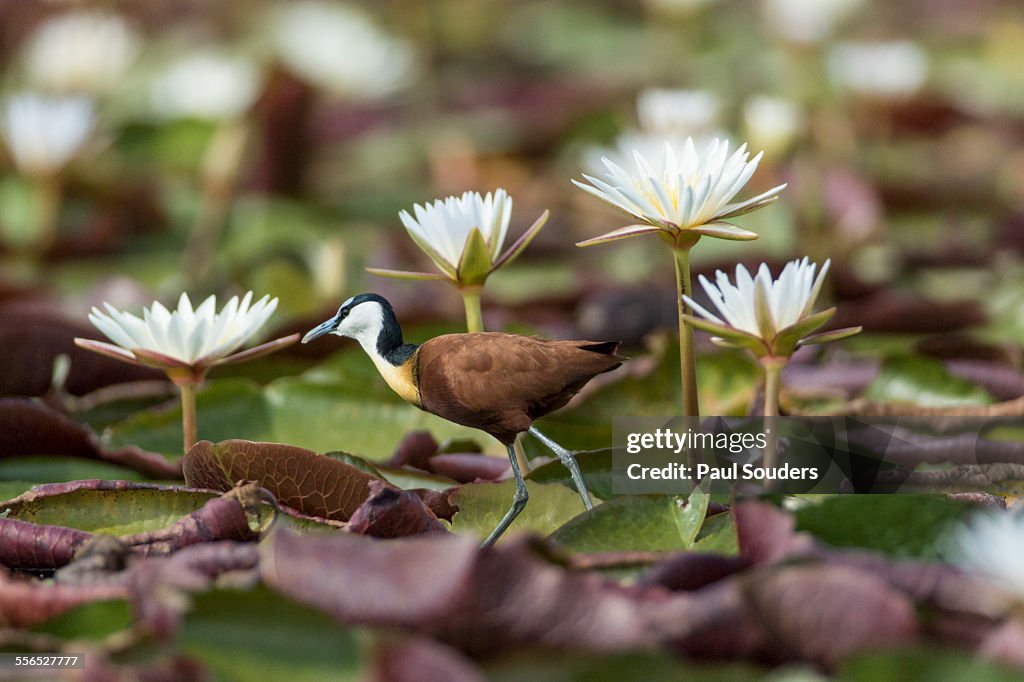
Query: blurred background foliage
0 0 1022 461
3 2 1024 679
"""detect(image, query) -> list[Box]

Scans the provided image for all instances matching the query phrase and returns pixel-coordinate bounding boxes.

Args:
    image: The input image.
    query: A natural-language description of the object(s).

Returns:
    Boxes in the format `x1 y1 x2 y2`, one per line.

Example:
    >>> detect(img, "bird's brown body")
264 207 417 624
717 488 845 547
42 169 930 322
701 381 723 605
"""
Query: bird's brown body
414 333 623 444
302 293 622 545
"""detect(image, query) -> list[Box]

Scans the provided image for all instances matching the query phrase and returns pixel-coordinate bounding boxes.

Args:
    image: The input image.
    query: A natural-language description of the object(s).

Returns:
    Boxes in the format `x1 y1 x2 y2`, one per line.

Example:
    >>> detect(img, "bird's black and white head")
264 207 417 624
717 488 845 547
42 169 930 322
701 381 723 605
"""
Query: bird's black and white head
301 293 410 365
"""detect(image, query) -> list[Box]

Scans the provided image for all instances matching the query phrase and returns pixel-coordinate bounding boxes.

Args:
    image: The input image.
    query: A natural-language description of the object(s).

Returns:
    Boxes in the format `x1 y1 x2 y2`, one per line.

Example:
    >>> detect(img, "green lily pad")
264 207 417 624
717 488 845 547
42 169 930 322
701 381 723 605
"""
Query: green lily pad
2 484 217 535
0 456 146 484
0 481 40 502
372 464 458 492
105 379 271 459
692 511 738 555
839 648 1023 682
549 492 706 553
864 356 993 408
450 479 589 541
33 599 133 641
265 378 500 459
527 449 613 501
177 586 363 682
794 495 973 559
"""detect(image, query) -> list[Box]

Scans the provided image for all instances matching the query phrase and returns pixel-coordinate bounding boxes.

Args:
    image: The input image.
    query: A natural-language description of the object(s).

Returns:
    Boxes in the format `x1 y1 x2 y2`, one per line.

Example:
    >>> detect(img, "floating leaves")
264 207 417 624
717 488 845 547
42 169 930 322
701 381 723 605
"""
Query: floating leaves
449 479 588 540
0 398 180 479
348 480 447 538
865 355 995 408
1 319 1020 676
549 492 707 553
182 439 381 521
175 586 364 681
0 517 92 570
2 479 215 534
0 571 128 629
0 308 161 397
0 484 1020 676
743 565 918 667
0 482 261 570
260 529 657 657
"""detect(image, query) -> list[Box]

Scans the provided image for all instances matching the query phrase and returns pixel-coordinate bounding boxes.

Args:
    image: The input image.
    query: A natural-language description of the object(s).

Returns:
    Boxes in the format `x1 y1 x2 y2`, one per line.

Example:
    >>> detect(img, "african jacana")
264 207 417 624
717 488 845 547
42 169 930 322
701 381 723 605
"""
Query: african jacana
302 293 623 545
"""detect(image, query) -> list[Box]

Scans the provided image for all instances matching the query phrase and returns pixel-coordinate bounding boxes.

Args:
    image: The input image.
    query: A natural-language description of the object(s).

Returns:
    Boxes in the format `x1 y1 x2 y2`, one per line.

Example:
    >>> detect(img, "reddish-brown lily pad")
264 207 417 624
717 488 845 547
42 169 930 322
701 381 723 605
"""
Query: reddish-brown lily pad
0 398 181 479
0 308 162 398
183 439 384 521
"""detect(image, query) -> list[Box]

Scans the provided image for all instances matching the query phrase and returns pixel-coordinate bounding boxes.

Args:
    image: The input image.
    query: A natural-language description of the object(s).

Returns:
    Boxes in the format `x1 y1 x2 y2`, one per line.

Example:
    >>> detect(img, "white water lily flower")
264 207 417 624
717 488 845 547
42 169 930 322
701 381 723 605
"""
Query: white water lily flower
574 137 786 248
404 190 512 269
75 292 293 383
682 257 860 357
762 0 863 45
367 189 549 287
637 88 721 138
947 511 1024 601
0 92 95 176
583 131 695 178
584 89 723 177
151 51 261 121
270 1 414 99
828 41 929 100
23 11 140 94
743 95 803 158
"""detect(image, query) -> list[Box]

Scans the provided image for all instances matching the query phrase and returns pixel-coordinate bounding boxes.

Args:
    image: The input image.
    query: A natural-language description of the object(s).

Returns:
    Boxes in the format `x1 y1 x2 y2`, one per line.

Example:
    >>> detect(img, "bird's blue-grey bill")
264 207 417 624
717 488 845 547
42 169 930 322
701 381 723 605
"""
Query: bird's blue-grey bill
302 319 336 344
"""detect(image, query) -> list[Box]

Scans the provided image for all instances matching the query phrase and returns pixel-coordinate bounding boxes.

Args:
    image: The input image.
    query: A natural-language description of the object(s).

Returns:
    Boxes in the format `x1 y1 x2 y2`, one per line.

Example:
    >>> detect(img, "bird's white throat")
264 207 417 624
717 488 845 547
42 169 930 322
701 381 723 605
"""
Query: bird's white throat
332 301 387 362
332 301 419 404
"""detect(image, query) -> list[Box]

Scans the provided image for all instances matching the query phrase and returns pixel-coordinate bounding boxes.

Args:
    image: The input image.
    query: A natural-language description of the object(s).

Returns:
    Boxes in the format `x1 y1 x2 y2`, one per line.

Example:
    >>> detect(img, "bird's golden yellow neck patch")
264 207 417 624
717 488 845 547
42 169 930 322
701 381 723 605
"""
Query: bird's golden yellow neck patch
369 354 420 406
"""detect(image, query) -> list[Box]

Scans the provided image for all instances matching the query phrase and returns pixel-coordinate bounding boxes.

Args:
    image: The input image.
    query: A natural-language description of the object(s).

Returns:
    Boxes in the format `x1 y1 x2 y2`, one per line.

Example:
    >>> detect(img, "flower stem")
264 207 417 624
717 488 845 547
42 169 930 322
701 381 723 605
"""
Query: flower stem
763 359 784 419
461 287 484 333
761 357 786 474
673 247 700 417
179 382 198 454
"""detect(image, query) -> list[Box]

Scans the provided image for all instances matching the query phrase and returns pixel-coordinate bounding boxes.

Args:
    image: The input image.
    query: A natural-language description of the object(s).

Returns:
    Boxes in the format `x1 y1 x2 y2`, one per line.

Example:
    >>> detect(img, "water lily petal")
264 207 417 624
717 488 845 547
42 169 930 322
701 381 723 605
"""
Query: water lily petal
715 184 787 221
80 291 281 372
575 223 666 247
494 209 549 269
213 333 300 366
688 222 759 241
681 294 724 326
798 325 862 346
575 135 781 239
802 258 831 318
87 309 137 350
396 189 517 280
684 257 846 358
73 337 144 365
365 267 450 281
680 313 763 347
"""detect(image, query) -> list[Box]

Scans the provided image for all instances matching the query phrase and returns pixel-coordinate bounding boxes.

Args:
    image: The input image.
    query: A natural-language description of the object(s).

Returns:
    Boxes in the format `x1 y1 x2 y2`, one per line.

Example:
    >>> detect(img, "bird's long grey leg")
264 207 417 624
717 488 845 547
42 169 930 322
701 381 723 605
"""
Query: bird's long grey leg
482 444 530 547
528 426 593 510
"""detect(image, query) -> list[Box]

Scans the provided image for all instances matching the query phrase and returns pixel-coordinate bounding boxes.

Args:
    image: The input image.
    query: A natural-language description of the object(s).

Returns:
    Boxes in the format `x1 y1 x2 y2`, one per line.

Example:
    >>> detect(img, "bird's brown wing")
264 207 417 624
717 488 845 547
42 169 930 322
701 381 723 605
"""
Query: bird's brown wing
416 332 622 443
